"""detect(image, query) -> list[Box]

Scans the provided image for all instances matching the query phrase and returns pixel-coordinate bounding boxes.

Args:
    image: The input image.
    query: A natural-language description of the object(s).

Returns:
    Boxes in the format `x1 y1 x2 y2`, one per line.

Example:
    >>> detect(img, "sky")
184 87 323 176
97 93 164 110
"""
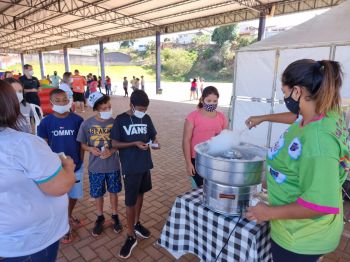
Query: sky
81 8 328 50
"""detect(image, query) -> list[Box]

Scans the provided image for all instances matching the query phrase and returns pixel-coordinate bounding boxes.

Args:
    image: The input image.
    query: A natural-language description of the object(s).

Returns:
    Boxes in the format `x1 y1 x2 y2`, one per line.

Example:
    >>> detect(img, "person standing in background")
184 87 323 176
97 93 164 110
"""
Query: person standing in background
141 76 145 91
123 77 129 97
105 76 112 96
50 71 61 88
19 64 41 107
98 76 102 93
71 70 86 113
130 76 136 91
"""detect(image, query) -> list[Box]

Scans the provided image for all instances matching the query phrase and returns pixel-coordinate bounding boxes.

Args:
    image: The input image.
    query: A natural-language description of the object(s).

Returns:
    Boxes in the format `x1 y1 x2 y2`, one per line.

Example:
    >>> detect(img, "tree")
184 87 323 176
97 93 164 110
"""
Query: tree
161 48 198 80
211 25 238 47
193 34 211 47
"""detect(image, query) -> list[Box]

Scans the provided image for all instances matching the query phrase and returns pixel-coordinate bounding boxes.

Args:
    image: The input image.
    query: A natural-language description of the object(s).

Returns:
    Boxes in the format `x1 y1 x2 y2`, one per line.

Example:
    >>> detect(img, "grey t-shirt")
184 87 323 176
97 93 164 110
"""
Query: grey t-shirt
77 116 120 173
17 103 33 134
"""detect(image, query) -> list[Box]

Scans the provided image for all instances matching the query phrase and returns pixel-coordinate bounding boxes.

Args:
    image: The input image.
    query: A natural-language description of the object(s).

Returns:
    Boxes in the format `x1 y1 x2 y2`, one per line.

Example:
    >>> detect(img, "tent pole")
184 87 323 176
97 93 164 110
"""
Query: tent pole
38 51 45 80
20 53 25 74
63 47 70 72
99 41 106 92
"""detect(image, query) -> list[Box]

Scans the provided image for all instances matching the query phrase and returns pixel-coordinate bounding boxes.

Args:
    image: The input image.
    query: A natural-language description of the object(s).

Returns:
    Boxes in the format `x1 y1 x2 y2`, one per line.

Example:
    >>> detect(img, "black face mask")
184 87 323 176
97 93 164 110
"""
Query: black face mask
284 89 300 115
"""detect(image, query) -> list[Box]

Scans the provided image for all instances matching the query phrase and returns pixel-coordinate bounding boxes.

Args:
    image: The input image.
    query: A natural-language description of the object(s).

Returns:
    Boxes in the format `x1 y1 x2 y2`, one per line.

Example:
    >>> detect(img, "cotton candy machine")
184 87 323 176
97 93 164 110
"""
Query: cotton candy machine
195 142 267 216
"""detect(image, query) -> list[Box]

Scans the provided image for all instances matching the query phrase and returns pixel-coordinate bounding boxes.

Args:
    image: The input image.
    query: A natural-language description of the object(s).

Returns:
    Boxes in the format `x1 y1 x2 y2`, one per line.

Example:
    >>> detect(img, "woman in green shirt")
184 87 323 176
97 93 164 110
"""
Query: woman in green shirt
246 59 349 262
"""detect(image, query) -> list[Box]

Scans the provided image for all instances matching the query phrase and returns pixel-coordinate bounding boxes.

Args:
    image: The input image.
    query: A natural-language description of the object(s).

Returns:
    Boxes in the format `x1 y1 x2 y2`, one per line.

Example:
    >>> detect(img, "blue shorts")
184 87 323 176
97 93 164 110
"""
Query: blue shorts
68 165 84 199
88 171 122 198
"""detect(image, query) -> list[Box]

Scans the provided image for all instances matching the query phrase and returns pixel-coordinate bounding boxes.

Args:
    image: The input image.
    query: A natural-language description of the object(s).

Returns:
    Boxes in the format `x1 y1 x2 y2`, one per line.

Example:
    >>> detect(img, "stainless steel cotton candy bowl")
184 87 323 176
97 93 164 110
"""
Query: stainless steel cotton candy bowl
194 142 267 216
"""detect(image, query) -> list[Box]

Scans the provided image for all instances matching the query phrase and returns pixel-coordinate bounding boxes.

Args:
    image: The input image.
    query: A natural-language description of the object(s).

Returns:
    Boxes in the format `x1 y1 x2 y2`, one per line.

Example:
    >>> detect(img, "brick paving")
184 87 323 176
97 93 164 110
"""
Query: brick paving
57 95 350 262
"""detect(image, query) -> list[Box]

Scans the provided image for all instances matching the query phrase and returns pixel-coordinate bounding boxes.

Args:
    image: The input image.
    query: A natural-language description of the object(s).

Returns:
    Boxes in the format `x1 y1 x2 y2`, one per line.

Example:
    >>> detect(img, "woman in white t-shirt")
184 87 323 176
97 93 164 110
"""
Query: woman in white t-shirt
0 80 76 261
59 72 74 101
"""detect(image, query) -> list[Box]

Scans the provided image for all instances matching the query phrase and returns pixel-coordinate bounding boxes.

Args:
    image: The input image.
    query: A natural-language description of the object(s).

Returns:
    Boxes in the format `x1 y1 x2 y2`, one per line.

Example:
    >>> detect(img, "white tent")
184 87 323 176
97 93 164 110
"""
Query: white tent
230 0 350 147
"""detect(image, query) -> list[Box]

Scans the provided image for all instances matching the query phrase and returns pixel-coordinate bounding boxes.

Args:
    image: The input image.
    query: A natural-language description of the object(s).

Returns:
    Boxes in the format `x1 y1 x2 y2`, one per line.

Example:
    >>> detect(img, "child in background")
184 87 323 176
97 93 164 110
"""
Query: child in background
111 90 160 259
77 92 123 237
37 89 84 243
182 86 228 188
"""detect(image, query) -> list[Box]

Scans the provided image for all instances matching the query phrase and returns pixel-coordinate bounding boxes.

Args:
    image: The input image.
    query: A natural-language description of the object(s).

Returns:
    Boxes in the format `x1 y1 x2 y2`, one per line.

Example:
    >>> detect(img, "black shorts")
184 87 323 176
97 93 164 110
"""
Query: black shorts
123 171 152 206
191 158 203 187
73 92 85 102
271 240 323 262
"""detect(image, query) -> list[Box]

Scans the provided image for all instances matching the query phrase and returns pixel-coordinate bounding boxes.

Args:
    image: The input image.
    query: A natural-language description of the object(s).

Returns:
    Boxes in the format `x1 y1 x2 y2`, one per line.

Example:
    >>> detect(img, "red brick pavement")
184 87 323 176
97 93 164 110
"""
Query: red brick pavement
57 95 350 262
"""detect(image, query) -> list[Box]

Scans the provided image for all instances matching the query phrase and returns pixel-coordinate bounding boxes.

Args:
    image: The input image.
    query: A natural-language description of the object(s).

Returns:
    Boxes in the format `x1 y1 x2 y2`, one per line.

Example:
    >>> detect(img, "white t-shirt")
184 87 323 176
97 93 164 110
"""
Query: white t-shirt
0 128 69 257
59 82 73 100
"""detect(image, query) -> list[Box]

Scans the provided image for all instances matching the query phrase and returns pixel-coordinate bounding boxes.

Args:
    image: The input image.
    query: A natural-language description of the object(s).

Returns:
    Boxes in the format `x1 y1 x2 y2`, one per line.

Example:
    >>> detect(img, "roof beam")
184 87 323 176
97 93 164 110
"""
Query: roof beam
0 0 156 30
0 13 97 46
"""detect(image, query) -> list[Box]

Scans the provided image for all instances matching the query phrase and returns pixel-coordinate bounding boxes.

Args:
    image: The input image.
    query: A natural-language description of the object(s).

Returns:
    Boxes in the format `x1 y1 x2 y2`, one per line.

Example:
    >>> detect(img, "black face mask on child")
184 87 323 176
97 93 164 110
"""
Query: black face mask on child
284 89 300 115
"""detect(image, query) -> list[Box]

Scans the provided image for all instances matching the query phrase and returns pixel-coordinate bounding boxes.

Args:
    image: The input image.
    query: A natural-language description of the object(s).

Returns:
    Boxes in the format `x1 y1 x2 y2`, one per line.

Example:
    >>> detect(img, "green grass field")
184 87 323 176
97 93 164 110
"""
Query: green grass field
7 63 156 82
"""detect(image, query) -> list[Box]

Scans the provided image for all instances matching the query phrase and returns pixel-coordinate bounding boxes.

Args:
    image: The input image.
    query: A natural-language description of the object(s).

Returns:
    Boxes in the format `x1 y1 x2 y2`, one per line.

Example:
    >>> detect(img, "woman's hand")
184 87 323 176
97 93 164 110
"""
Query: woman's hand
186 162 196 177
245 203 271 224
245 116 264 129
59 155 76 174
89 147 101 157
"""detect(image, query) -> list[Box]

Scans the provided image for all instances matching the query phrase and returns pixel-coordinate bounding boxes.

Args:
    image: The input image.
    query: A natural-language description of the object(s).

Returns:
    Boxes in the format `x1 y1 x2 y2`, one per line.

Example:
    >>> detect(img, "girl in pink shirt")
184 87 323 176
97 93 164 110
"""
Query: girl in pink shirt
182 86 228 188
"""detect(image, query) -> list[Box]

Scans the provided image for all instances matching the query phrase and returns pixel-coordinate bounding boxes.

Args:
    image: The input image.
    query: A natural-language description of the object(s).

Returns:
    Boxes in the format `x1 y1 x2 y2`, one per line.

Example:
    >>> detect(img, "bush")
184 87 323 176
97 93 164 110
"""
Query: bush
202 48 215 59
161 48 198 80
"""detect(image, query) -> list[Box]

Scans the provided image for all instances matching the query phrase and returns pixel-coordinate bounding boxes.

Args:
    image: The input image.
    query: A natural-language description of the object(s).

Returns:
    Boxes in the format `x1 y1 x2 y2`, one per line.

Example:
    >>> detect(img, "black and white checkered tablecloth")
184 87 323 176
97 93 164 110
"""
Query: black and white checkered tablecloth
158 189 272 262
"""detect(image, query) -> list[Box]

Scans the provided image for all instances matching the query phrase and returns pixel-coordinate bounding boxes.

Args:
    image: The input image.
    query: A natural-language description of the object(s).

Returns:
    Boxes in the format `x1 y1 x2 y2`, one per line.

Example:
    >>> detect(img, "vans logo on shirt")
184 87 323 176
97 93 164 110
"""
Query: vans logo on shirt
52 130 75 136
123 124 147 135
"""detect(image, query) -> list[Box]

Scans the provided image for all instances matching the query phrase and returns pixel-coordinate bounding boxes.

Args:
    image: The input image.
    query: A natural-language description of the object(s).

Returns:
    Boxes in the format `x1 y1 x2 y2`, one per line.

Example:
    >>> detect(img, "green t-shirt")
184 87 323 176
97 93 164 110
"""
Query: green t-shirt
267 111 349 255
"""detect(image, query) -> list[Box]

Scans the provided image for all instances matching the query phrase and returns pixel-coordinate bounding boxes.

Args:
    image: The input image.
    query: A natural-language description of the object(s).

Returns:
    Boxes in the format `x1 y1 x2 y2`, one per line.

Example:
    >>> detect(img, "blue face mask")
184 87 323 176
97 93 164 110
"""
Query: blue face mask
203 103 218 112
284 89 300 115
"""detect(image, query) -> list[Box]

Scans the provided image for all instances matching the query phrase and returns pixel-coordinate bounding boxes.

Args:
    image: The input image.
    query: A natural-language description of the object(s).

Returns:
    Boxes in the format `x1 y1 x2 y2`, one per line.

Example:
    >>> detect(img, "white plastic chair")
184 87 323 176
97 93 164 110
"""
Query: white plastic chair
29 103 43 135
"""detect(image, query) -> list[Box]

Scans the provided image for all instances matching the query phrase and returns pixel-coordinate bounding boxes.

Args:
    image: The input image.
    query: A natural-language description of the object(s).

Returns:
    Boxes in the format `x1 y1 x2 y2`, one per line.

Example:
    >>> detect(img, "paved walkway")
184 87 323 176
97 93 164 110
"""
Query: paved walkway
57 95 350 262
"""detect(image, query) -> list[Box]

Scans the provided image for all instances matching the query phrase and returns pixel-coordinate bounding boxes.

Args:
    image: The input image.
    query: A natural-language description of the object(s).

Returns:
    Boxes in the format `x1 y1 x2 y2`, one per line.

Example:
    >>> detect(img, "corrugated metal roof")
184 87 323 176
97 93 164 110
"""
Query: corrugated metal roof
0 0 343 53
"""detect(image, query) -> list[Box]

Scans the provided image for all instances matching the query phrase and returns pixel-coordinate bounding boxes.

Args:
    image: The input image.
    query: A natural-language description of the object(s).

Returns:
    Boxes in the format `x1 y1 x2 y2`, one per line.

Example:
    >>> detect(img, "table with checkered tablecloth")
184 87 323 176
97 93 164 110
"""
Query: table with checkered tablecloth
158 189 272 262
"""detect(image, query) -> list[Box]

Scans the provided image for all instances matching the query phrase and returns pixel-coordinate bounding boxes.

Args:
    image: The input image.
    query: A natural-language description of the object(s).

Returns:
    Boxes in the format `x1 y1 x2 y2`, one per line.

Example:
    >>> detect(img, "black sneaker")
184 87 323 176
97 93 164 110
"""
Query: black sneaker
92 215 105 237
119 235 137 259
134 221 151 239
112 214 123 233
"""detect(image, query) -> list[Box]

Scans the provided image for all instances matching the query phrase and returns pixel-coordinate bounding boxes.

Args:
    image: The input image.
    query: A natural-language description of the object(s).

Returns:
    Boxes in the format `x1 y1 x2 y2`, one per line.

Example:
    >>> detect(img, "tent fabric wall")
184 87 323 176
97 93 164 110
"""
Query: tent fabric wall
230 0 350 147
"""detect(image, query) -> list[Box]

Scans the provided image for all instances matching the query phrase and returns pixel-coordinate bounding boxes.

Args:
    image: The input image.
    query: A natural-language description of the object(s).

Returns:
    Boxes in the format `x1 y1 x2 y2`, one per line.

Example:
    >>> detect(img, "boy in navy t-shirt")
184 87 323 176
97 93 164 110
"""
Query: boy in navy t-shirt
38 89 84 244
111 90 160 259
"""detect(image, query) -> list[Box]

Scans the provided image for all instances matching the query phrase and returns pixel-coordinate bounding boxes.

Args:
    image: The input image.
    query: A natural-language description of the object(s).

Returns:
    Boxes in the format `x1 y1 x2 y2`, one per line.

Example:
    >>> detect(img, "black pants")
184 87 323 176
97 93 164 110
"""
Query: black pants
191 158 203 187
271 240 322 262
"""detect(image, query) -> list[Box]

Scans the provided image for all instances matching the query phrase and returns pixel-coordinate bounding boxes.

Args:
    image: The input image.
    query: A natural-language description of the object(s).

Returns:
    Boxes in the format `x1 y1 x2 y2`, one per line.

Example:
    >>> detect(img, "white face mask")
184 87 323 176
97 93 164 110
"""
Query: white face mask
99 109 113 119
28 70 34 76
132 106 146 119
16 92 24 102
52 103 71 114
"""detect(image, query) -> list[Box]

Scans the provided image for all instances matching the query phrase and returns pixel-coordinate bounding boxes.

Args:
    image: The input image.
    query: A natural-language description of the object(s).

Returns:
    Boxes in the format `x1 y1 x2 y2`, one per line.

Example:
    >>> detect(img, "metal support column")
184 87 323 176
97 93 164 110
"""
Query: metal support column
99 41 106 91
20 53 25 74
38 51 45 80
156 31 161 94
63 47 70 72
258 11 267 41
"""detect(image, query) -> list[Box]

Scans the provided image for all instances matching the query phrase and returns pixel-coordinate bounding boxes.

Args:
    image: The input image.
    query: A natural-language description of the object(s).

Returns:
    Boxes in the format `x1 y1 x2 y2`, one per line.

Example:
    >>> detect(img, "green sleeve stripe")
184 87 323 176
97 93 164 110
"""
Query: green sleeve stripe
36 165 62 184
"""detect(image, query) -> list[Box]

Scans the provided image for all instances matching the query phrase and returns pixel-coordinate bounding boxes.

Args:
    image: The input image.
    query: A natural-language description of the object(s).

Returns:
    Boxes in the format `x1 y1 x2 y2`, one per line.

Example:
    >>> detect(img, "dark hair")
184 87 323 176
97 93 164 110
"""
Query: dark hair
192 78 197 83
74 69 79 73
62 72 72 83
93 75 97 81
4 78 26 106
198 86 220 108
282 59 342 114
93 95 110 111
23 64 32 70
50 88 67 100
130 90 149 107
0 80 20 130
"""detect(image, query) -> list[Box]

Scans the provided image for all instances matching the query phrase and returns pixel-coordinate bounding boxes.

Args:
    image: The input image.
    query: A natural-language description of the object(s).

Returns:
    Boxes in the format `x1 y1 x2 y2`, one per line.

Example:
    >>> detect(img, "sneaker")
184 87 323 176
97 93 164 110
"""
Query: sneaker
119 235 137 259
92 215 105 237
134 221 151 239
112 214 123 233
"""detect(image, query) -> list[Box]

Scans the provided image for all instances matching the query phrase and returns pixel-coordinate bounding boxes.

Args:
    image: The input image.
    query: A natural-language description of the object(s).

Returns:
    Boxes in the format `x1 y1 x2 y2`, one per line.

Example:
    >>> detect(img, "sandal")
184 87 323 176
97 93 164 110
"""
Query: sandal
69 216 85 229
61 231 74 244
